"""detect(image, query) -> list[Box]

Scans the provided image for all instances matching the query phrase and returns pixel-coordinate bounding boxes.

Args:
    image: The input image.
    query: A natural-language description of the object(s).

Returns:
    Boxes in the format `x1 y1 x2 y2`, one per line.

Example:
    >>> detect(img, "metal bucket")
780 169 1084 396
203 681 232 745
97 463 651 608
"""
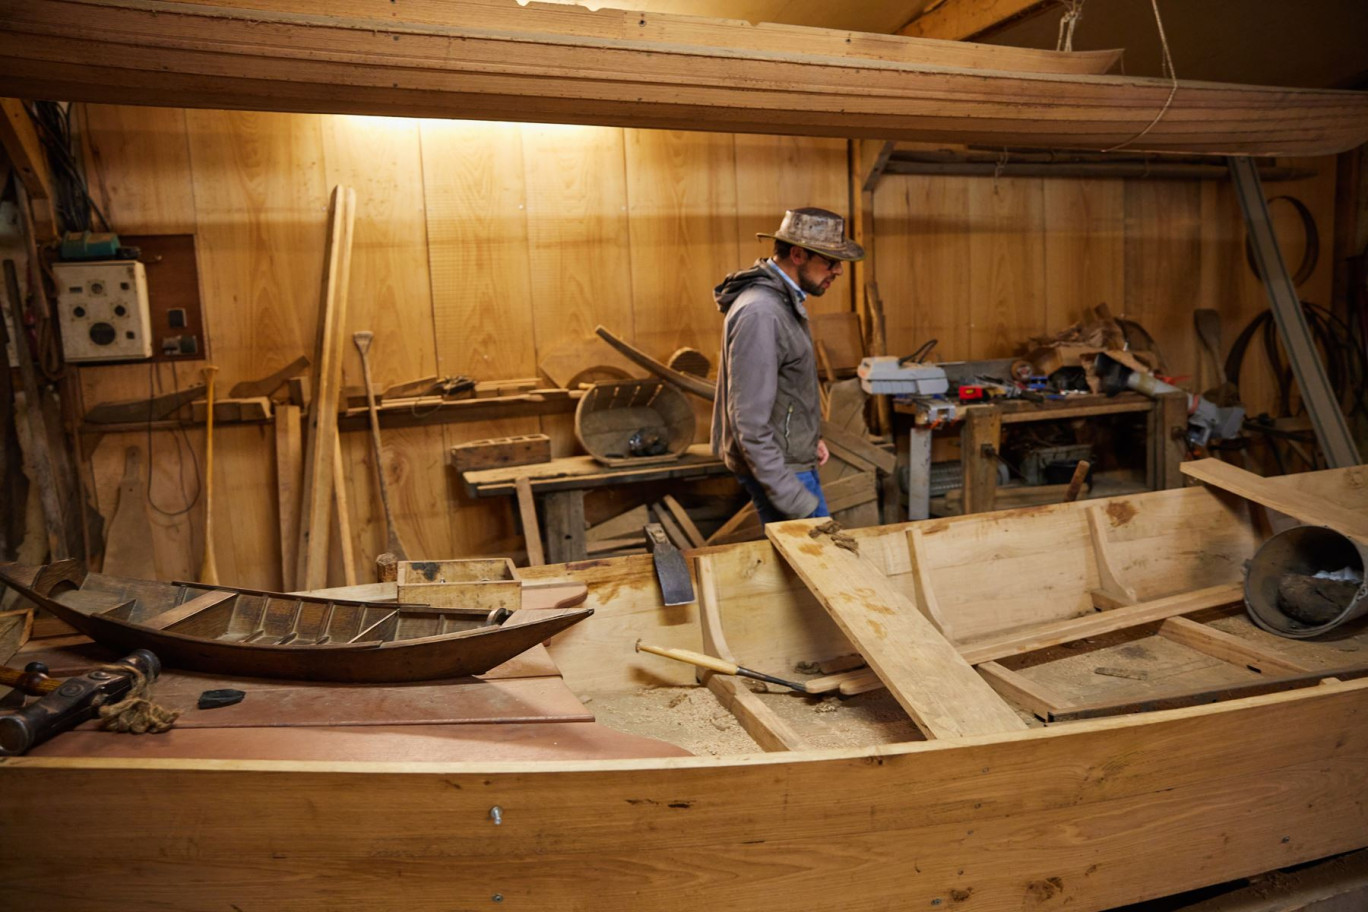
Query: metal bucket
1245 525 1368 638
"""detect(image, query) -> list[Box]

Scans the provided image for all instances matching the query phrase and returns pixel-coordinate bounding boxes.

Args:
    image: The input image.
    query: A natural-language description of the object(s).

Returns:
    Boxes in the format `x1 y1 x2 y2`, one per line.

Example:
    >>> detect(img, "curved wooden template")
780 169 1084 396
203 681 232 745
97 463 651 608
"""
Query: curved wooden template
3 2 1365 155
903 526 955 639
2 680 1366 911
694 553 809 753
1085 504 1140 606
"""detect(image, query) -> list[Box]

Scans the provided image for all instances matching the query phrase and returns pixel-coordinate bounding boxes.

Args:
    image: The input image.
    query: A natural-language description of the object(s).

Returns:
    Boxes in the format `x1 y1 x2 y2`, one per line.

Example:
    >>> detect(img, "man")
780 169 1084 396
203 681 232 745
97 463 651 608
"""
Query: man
711 207 865 524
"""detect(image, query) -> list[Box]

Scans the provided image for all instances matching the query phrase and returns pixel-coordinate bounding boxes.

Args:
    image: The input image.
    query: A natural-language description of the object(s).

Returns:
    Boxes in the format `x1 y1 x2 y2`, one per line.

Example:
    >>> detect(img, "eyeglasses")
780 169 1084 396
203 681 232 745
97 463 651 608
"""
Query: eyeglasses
811 252 841 270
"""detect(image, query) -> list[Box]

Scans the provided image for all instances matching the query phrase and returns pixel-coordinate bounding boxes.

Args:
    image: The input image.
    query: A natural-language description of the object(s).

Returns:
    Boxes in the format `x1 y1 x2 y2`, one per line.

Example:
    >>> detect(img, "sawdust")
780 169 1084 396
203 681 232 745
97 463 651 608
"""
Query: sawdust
583 687 760 756
755 688 926 749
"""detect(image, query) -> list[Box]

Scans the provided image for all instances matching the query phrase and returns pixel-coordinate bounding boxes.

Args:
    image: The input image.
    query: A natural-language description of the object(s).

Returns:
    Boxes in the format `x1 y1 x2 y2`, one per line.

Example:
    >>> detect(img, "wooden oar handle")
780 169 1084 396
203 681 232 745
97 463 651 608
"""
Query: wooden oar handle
635 640 739 676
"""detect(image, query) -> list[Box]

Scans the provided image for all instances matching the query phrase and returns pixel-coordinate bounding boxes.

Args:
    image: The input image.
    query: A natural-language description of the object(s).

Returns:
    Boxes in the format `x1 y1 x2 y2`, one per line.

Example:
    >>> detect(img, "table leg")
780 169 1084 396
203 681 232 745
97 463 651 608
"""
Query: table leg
907 425 933 521
543 490 587 563
962 406 1000 514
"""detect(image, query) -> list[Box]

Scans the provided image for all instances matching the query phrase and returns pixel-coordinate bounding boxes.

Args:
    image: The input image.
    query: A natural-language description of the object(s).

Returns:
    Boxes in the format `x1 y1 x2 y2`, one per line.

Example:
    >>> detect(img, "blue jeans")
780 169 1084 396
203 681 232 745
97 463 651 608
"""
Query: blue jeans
737 470 830 525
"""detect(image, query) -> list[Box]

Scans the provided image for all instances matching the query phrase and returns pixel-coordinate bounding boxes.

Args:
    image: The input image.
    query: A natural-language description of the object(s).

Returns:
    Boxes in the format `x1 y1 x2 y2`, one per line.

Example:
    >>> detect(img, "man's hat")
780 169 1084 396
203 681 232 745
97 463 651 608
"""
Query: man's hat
757 207 865 261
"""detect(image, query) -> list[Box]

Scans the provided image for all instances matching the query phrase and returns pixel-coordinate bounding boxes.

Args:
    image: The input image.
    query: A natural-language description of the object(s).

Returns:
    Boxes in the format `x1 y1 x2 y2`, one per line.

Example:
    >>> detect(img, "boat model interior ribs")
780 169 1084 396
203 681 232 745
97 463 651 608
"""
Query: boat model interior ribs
2 462 1366 910
1 0 1366 155
0 560 594 683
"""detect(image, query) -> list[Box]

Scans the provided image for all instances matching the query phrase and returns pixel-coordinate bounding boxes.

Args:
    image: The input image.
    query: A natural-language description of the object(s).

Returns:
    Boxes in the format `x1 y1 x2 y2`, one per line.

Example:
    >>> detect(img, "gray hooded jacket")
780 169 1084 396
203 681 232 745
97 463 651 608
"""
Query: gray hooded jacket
711 259 822 519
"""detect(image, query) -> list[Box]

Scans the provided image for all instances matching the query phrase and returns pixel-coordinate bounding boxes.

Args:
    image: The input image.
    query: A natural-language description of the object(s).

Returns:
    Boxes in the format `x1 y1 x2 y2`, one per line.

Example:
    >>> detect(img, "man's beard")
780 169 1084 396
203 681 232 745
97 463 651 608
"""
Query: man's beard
797 266 829 297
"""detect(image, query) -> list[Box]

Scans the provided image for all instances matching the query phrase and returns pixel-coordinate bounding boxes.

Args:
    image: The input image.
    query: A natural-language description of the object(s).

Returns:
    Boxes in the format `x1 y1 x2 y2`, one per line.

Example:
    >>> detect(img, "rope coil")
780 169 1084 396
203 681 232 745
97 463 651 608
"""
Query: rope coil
93 664 181 734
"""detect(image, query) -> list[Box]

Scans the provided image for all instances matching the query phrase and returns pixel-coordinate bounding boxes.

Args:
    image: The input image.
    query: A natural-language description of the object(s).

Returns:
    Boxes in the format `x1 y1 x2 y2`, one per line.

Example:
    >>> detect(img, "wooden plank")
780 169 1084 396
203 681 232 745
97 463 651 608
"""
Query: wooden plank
450 435 552 474
818 421 896 474
135 589 238 631
543 491 586 564
1157 617 1313 677
1181 459 1368 540
0 99 56 238
899 0 1052 41
766 518 1026 739
100 446 157 579
661 496 706 549
976 660 1062 718
330 444 357 587
463 444 728 497
296 185 356 590
958 583 1246 666
9 4 1356 156
586 505 650 544
514 476 545 568
274 404 303 591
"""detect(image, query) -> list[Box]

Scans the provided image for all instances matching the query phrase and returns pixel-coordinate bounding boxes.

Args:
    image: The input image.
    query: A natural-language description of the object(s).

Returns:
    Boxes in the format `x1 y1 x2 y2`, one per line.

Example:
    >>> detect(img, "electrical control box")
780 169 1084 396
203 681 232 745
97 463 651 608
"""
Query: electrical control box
53 259 153 362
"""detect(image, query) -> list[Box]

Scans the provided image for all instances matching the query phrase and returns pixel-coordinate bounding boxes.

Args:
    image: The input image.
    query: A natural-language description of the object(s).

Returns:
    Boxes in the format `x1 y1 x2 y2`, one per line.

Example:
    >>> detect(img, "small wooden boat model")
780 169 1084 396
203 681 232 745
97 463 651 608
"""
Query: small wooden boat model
0 559 592 683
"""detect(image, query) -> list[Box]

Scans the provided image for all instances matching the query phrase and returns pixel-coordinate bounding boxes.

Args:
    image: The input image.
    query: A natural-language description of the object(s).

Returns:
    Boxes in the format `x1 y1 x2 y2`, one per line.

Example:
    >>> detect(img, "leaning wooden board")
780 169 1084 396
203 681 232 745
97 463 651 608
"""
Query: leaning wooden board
766 518 1026 739
1181 458 1368 540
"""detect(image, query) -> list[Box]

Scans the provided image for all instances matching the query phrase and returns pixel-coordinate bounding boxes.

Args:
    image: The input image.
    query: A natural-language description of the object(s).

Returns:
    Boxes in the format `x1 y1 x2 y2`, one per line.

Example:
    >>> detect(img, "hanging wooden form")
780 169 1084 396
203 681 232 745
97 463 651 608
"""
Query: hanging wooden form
2 0 1366 156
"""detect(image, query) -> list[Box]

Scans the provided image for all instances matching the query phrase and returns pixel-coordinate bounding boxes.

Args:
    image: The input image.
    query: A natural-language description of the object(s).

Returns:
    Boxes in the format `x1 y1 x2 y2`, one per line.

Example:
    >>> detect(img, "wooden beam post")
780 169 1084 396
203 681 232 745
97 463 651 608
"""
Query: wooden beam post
296 185 356 590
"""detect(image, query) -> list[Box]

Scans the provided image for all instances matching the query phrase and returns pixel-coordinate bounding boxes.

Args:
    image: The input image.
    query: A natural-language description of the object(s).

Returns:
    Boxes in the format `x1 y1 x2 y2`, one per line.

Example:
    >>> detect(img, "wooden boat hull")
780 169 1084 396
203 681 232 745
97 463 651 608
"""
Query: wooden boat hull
3 467 1367 910
1 1 1366 155
2 681 1366 910
0 562 593 683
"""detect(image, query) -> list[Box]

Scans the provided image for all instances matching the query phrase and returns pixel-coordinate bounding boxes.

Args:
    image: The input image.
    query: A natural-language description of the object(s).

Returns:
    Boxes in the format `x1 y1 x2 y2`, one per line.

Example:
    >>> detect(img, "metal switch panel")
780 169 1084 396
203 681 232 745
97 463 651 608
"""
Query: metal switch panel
53 260 153 362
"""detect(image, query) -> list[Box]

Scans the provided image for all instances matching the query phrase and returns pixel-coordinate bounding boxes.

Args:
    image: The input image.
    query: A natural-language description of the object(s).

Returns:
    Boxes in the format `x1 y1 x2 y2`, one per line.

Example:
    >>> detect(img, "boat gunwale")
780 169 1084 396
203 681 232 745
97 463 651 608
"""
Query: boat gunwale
4 674 1364 776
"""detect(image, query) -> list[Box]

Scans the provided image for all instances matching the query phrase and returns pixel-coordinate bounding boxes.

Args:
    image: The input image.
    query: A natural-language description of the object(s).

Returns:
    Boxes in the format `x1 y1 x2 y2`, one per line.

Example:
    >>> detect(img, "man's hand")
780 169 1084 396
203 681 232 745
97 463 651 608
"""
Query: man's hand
816 439 829 467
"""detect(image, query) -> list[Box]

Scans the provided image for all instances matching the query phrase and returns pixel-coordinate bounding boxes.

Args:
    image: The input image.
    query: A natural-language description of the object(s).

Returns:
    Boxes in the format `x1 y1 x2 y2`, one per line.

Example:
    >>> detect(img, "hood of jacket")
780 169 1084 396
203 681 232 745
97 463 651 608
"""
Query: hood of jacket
714 259 806 317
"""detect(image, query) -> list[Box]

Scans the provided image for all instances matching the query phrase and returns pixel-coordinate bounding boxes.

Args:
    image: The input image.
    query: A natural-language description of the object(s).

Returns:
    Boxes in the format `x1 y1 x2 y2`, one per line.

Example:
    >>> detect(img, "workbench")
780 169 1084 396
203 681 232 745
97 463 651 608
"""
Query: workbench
459 444 732 562
897 390 1188 518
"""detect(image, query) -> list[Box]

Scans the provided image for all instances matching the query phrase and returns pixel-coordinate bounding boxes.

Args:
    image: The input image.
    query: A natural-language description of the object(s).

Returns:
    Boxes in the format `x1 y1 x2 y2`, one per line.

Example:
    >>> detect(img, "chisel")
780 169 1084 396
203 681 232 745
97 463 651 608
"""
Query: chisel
635 640 809 693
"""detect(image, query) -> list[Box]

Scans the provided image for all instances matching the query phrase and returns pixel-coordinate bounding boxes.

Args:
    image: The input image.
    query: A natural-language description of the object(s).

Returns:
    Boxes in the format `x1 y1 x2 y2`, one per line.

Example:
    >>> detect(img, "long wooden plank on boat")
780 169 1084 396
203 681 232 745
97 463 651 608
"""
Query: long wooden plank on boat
1181 459 1368 540
88 674 594 729
957 583 1245 666
1050 661 1368 722
27 721 691 762
5 681 1367 911
2 2 1368 156
766 518 1026 739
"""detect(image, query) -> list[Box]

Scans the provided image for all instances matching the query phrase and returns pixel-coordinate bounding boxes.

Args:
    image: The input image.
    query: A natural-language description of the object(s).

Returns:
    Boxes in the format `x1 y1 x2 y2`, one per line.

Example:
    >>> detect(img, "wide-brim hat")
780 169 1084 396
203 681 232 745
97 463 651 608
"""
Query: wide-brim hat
757 207 865 261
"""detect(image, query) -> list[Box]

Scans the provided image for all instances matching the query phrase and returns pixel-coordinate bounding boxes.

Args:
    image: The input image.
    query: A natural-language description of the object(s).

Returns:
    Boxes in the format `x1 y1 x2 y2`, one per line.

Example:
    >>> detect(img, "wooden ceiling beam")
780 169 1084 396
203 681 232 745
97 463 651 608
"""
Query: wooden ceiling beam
899 0 1053 42
2 1 1366 157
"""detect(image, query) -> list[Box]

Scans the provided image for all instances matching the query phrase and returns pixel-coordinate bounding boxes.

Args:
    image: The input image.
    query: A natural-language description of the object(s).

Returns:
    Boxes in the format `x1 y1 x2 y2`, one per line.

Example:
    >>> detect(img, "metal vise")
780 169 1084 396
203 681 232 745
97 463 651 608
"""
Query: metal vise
0 649 161 756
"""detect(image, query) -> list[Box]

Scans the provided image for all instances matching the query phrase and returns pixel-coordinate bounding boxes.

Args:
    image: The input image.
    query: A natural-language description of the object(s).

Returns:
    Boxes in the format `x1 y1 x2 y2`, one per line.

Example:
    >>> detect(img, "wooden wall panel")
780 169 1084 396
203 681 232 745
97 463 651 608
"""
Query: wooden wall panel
421 120 535 379
522 123 634 354
968 177 1046 360
625 130 740 359
874 175 973 358
186 110 328 387
732 134 853 318
1042 179 1125 328
1123 181 1203 376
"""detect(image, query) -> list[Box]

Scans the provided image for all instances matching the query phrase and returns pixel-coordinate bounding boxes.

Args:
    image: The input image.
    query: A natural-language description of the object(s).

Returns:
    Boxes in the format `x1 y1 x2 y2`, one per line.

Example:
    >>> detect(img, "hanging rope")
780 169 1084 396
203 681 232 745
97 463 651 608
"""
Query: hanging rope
1102 0 1179 152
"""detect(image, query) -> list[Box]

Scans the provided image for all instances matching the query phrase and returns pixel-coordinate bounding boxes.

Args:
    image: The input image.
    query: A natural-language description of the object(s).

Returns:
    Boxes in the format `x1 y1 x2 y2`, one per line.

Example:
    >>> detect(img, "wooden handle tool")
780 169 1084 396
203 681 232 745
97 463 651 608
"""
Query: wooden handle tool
1063 459 1091 503
200 364 220 584
353 331 408 560
635 640 809 693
